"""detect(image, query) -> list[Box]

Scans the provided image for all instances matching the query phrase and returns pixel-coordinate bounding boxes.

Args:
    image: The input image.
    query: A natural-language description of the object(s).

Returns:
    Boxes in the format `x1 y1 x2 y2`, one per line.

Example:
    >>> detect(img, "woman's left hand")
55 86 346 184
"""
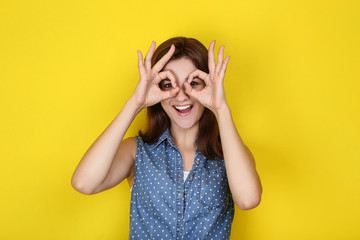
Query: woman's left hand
184 40 231 114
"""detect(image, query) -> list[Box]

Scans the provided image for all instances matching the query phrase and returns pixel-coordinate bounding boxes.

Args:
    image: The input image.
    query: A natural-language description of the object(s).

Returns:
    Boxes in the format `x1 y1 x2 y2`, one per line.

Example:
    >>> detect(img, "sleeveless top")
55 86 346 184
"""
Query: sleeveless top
131 170 189 192
129 129 235 240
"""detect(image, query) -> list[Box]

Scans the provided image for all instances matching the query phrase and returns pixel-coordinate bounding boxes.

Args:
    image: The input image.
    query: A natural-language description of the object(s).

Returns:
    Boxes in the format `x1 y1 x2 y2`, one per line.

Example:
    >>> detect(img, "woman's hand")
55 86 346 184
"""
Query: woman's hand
184 40 231 114
130 41 179 110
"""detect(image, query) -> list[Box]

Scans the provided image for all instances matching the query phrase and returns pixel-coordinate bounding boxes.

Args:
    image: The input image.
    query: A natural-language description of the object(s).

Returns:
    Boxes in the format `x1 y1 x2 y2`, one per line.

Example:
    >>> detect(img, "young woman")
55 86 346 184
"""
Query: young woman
71 37 262 239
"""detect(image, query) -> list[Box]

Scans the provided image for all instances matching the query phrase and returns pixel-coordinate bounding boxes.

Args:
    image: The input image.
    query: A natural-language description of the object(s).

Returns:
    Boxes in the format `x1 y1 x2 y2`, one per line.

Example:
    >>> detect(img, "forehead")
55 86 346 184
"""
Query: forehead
163 57 197 80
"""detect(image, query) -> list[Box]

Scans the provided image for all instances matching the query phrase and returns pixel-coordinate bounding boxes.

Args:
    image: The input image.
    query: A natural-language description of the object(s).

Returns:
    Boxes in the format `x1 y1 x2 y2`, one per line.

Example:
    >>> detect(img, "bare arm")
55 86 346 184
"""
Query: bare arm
185 40 262 210
215 106 262 210
71 41 179 195
71 100 141 195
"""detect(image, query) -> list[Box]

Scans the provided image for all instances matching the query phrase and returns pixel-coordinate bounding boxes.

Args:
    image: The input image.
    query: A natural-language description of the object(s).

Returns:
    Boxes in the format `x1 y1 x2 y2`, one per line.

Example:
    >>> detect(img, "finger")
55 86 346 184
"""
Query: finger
152 44 175 72
145 41 156 71
208 40 216 75
169 86 180 96
219 56 231 80
161 86 180 100
184 81 200 100
188 69 210 85
137 50 146 76
215 45 225 73
158 70 177 88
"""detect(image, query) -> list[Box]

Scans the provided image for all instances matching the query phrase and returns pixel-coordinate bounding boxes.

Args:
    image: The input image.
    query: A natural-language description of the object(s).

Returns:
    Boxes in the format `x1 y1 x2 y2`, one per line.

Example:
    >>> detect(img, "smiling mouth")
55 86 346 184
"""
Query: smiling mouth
173 105 193 114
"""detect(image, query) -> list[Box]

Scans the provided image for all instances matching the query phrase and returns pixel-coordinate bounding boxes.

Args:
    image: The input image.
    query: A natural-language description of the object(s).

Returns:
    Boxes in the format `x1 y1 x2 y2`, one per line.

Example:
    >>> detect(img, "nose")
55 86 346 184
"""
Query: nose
174 83 190 101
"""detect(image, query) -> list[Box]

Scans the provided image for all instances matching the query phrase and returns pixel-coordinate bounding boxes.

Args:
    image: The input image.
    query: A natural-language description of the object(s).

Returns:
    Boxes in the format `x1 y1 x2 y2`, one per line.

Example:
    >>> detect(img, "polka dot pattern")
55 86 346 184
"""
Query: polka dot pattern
129 129 235 240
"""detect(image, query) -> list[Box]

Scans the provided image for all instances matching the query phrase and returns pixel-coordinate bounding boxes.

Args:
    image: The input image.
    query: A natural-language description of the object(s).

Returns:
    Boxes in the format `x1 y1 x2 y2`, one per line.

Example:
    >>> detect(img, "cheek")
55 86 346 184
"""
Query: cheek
160 101 166 110
160 101 171 113
198 107 205 117
194 102 205 116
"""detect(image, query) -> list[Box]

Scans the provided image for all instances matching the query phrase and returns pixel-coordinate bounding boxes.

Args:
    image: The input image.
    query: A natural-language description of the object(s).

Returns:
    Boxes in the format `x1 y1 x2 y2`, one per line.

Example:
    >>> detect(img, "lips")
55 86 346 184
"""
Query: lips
173 104 193 115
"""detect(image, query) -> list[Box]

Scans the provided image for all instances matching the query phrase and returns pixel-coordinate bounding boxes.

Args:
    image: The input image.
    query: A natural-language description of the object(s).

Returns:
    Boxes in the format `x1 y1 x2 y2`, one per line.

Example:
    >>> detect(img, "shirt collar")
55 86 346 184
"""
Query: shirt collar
149 128 200 150
149 128 176 150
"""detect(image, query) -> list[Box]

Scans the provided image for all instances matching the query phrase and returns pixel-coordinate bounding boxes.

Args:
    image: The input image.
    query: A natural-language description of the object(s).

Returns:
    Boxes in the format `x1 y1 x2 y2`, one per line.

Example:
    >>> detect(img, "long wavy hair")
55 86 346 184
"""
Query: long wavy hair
138 36 223 160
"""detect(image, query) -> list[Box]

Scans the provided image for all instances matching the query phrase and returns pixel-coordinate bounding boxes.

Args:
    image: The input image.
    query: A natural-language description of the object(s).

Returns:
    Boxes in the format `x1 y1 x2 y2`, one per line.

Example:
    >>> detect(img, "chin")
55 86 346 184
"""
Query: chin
171 110 203 130
161 102 204 131
173 121 198 130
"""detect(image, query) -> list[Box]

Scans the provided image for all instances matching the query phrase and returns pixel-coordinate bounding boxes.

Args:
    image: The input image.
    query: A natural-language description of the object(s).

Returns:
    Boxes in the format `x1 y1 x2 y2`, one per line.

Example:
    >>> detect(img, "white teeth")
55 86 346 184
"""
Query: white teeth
175 105 191 110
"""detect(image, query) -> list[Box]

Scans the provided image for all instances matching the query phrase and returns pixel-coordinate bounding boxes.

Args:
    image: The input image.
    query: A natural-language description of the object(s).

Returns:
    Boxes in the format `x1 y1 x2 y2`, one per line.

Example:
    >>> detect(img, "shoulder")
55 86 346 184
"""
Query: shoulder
121 137 136 181
122 136 136 146
120 137 136 159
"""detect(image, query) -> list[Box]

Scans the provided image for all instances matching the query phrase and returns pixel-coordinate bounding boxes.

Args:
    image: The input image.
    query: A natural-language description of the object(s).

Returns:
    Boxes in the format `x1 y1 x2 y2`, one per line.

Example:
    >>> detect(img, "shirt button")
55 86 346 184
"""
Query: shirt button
196 160 200 164
184 193 187 198
189 175 193 179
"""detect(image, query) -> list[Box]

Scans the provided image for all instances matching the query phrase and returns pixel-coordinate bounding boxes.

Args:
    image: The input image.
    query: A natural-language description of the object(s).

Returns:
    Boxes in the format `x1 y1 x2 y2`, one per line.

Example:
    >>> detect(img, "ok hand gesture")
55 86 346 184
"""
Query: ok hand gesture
131 41 179 110
184 40 231 114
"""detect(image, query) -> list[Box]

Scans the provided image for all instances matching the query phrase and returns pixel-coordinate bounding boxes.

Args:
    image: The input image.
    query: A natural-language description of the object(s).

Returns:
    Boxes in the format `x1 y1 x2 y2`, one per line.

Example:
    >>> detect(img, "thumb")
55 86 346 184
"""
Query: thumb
170 87 180 97
184 82 200 100
161 86 179 100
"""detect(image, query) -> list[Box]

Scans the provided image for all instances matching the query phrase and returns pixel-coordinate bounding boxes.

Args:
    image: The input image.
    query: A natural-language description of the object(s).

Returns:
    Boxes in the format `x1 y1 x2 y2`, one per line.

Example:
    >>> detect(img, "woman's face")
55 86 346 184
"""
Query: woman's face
160 57 206 130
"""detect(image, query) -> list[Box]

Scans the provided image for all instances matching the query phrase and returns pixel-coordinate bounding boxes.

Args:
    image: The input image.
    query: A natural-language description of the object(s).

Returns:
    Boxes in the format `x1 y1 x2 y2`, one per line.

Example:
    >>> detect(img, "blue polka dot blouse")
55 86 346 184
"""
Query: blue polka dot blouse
129 128 235 239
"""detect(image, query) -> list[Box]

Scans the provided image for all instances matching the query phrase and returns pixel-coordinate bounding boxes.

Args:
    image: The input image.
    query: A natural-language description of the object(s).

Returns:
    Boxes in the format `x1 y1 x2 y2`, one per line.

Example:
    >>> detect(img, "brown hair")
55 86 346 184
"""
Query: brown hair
138 36 223 160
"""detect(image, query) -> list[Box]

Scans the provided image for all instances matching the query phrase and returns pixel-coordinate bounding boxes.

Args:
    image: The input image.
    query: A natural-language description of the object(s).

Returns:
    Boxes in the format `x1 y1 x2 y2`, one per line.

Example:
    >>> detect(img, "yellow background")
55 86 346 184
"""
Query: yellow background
1 0 359 239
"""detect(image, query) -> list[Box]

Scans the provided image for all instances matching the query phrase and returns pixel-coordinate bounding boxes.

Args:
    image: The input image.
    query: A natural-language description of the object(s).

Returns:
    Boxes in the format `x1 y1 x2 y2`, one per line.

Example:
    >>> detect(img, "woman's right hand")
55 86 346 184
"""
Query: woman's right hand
130 41 179 110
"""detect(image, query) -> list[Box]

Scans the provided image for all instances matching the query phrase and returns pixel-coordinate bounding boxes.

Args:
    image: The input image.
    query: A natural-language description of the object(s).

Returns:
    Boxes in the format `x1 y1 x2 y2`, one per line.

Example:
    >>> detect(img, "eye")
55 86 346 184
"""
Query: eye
164 83 172 88
190 81 198 86
159 79 172 90
189 79 205 89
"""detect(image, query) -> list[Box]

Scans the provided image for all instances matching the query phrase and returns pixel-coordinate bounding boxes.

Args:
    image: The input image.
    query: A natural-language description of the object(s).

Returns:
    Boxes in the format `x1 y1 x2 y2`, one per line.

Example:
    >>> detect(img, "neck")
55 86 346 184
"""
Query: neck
169 124 198 149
